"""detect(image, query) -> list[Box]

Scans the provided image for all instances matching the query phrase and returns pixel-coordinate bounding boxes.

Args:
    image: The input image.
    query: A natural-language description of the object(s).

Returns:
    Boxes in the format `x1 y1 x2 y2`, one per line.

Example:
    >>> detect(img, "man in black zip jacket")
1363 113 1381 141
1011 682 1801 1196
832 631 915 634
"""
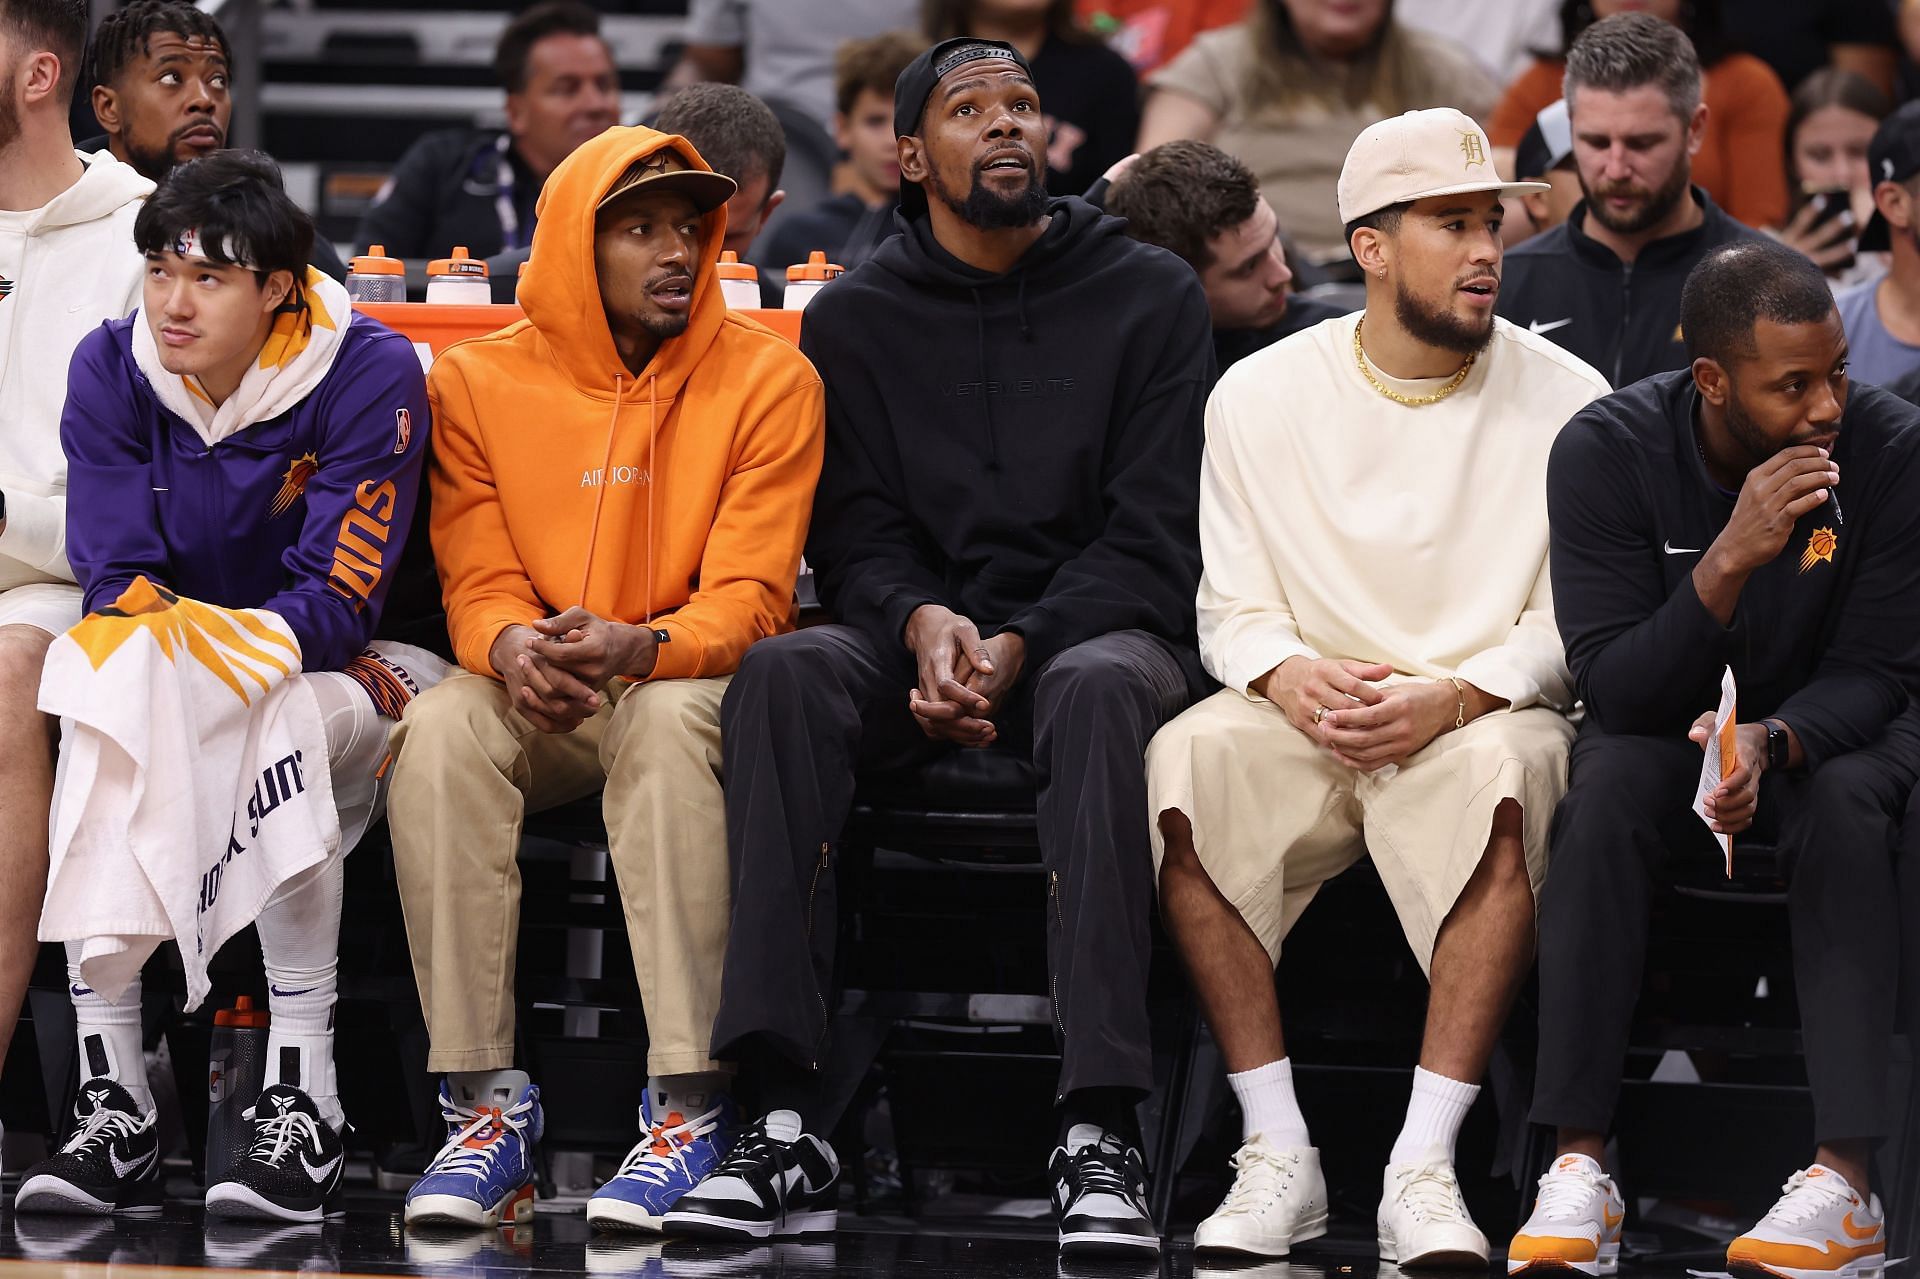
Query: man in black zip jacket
1496 13 1759 391
664 36 1212 1258
1511 240 1920 1277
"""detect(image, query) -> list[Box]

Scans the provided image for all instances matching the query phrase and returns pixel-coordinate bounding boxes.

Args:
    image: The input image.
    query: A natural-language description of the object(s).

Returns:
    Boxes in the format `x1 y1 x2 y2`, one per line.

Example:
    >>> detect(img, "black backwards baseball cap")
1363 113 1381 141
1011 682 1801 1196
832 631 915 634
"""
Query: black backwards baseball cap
892 36 1035 220
1859 100 1920 252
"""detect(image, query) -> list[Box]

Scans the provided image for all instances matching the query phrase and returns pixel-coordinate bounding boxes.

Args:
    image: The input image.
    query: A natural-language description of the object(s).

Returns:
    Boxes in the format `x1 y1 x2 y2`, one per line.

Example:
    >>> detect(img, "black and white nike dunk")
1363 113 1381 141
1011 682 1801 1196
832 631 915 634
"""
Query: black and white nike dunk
661 1111 838 1240
1050 1125 1160 1256
204 1084 348 1222
15 1079 163 1215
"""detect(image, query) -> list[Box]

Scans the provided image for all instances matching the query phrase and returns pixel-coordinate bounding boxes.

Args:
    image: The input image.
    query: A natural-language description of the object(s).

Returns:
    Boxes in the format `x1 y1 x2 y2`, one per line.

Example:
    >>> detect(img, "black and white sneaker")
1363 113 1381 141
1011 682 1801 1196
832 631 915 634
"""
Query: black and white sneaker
15 1080 163 1216
204 1084 348 1222
660 1110 838 1240
1050 1125 1160 1256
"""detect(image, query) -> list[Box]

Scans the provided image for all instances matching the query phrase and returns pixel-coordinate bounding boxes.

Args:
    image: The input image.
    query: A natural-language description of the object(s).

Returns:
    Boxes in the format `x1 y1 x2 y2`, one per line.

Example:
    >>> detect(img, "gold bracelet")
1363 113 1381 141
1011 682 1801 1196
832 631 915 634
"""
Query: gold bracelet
1443 676 1466 729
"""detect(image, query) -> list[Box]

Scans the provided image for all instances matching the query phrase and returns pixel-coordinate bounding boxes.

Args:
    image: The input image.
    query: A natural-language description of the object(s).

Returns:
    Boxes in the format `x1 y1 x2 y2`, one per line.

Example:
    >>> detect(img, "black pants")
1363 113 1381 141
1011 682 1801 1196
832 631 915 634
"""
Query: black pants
1533 714 1920 1144
709 623 1200 1101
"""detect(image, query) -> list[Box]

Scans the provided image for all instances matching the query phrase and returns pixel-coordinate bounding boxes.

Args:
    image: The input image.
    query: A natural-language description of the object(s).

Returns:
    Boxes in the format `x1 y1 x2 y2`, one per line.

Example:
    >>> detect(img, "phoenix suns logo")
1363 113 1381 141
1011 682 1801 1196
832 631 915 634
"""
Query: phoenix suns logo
270 453 319 518
1799 526 1837 573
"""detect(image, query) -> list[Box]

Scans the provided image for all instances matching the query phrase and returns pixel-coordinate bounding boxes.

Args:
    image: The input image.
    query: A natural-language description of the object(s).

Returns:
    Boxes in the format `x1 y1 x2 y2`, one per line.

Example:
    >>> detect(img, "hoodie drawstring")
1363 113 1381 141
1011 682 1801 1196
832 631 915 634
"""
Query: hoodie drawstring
579 374 630 605
1015 271 1033 343
645 375 658 628
971 288 1000 473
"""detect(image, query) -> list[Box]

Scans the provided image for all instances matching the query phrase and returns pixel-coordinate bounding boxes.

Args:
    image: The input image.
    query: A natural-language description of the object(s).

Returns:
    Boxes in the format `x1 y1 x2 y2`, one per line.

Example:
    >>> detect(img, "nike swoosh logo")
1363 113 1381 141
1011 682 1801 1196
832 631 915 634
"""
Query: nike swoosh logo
1529 318 1573 335
1663 541 1702 555
1842 1212 1881 1240
1603 1206 1624 1231
71 984 94 998
301 1150 344 1182
109 1144 156 1179
269 986 314 997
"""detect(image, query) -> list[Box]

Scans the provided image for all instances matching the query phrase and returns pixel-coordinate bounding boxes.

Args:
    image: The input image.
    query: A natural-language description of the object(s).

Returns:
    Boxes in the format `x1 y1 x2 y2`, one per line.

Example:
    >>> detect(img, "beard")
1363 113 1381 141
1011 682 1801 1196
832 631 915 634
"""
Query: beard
0 69 18 153
1393 278 1494 357
1584 157 1692 236
638 311 690 339
927 155 1048 230
1721 380 1780 469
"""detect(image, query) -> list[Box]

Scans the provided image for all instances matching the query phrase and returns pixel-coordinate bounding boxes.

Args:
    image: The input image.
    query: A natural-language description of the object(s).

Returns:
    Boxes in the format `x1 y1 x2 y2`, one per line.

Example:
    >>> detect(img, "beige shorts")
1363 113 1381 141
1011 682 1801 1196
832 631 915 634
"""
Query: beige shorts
0 582 83 636
1145 688 1575 971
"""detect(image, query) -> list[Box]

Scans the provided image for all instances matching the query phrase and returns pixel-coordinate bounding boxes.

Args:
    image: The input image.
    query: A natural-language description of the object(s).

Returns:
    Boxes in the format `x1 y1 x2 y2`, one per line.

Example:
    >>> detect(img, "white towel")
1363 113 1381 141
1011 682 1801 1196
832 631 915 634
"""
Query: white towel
37 577 338 1010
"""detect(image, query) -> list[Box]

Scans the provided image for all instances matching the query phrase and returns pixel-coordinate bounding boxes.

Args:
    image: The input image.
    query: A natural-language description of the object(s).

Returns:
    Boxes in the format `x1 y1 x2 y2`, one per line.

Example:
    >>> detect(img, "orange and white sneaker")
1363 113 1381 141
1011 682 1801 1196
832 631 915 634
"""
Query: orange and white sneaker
1507 1153 1624 1275
1726 1165 1884 1279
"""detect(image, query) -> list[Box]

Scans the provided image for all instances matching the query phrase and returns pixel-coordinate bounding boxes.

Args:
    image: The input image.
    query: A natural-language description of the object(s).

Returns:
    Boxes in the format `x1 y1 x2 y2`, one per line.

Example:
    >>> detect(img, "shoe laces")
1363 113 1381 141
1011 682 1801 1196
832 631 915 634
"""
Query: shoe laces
1761 1170 1854 1228
425 1095 536 1180
711 1122 791 1180
242 1105 324 1168
613 1104 724 1187
1215 1142 1299 1217
60 1102 153 1156
1533 1163 1609 1221
1393 1161 1468 1224
1064 1140 1139 1204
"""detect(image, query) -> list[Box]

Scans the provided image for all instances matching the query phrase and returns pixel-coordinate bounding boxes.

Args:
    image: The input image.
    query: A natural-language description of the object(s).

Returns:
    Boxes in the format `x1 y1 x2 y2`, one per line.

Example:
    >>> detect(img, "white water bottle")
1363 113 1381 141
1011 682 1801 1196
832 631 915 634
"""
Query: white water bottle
718 251 761 309
345 244 406 304
425 246 491 305
784 250 844 311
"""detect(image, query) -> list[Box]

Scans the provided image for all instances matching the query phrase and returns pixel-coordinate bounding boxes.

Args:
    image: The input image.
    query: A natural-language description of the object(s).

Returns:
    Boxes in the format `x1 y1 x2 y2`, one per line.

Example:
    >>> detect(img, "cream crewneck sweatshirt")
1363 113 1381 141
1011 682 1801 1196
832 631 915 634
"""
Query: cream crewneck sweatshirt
0 149 151 588
1198 311 1610 708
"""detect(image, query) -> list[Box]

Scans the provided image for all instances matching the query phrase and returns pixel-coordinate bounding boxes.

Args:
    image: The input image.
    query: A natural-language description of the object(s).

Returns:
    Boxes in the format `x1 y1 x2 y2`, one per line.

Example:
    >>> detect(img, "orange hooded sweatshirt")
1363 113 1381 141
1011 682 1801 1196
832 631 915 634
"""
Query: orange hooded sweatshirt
426 127 825 680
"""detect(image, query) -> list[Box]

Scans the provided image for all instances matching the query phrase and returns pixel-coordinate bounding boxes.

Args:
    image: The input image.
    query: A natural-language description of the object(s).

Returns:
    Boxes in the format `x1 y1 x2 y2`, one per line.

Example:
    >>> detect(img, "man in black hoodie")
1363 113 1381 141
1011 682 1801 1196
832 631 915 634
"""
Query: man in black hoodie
665 36 1213 1258
1514 239 1920 1277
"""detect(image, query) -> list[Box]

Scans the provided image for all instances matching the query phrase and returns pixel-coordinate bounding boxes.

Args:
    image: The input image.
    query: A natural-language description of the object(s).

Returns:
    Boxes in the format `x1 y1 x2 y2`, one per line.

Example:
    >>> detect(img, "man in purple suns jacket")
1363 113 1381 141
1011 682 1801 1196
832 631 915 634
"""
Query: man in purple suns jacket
14 150 448 1226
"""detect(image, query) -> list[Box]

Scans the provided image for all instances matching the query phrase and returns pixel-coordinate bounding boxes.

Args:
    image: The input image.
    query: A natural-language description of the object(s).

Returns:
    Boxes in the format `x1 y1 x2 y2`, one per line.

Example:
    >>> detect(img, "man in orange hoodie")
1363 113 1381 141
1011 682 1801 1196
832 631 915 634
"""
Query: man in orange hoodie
383 126 824 1232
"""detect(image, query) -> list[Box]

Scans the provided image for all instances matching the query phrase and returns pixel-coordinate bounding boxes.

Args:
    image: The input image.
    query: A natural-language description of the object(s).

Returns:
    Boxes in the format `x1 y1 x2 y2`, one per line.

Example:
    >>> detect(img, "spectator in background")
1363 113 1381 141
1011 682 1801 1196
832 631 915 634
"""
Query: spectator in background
1395 0 1558 83
1504 98 1581 247
757 31 921 276
1077 0 1247 75
1488 0 1791 230
491 83 790 304
355 2 619 261
1773 69 1889 288
1139 0 1495 268
1498 14 1760 388
924 0 1140 196
1746 0 1898 99
1103 140 1340 371
1836 104 1920 387
0 0 152 1165
78 1 348 281
671 0 919 133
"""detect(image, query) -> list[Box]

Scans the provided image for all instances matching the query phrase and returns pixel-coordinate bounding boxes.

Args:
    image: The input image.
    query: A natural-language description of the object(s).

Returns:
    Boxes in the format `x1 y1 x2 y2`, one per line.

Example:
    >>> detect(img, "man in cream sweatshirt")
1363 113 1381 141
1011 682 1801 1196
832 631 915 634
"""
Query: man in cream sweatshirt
0 0 152 1116
1144 108 1610 1268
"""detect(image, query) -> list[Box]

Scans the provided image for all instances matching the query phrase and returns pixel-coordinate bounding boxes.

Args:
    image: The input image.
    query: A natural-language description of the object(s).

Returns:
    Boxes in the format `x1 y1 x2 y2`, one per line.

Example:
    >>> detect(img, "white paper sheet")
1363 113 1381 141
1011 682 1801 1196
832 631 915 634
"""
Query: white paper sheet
1691 665 1737 876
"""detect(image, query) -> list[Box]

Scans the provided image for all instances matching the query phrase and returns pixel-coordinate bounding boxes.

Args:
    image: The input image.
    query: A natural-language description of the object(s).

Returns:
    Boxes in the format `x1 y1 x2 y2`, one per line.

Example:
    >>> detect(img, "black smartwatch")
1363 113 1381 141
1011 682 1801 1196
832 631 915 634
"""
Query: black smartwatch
652 627 671 646
1761 718 1791 771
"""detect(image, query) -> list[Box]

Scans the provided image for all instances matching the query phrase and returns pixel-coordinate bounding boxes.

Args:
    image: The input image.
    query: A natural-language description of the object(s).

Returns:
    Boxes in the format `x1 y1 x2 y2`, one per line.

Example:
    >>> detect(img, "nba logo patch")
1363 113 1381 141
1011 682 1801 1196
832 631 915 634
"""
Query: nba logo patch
394 407 412 454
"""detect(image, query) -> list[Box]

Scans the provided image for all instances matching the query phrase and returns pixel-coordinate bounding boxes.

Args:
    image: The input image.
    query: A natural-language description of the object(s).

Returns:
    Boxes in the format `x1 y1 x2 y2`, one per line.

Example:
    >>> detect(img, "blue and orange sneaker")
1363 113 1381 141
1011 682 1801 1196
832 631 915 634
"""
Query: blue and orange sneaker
404 1071 544 1230
587 1090 737 1232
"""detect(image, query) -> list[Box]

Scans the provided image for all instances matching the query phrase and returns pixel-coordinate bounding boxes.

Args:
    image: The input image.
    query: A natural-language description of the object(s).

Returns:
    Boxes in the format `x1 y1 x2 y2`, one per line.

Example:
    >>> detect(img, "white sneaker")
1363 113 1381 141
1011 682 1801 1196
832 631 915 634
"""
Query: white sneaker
1193 1134 1328 1257
1726 1164 1884 1279
1507 1153 1625 1275
1376 1145 1489 1269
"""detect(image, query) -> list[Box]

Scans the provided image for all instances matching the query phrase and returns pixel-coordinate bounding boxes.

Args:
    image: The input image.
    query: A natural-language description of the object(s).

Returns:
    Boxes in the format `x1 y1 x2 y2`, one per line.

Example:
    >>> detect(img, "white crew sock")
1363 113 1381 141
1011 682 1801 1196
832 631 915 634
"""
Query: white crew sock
648 1073 730 1125
1228 1057 1311 1149
256 859 346 1132
66 947 152 1115
1389 1065 1480 1165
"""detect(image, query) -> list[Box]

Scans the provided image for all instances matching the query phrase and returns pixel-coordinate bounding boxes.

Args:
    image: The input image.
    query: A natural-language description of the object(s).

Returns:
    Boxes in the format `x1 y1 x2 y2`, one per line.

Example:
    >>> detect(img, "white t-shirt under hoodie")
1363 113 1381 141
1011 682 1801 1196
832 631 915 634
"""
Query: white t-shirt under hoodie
1198 311 1612 709
0 149 152 589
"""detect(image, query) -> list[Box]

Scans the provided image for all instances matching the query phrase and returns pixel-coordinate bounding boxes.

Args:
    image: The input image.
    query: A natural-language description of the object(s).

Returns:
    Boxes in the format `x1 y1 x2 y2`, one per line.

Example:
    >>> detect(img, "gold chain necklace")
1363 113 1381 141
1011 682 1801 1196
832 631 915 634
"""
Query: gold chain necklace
1353 318 1476 407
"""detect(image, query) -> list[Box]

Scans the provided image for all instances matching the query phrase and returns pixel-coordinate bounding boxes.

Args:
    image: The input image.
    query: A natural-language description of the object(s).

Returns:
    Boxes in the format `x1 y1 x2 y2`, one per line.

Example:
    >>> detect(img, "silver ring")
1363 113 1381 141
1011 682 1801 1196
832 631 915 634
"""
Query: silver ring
1314 705 1331 724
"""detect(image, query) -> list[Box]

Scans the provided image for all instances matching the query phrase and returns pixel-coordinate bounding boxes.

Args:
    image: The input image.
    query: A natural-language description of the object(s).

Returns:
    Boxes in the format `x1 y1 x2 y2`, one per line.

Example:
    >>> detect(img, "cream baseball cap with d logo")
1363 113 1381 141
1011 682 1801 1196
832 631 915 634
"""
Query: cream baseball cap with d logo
1337 108 1549 223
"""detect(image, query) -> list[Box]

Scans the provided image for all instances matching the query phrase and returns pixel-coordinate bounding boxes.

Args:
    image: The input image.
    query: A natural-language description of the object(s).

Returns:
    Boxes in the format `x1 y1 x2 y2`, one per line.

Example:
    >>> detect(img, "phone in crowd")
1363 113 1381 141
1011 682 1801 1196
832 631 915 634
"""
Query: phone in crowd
1802 187 1857 273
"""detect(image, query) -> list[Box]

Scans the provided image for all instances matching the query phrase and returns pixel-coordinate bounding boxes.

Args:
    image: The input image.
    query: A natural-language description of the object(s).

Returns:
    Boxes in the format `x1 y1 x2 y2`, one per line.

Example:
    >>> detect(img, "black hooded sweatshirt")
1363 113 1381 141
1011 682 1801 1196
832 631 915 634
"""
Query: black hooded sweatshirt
799 196 1213 670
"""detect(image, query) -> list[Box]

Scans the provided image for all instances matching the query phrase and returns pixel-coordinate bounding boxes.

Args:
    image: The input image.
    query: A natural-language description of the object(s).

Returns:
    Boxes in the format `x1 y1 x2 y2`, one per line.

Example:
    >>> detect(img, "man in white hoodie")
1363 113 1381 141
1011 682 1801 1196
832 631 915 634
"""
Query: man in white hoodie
0 0 152 1092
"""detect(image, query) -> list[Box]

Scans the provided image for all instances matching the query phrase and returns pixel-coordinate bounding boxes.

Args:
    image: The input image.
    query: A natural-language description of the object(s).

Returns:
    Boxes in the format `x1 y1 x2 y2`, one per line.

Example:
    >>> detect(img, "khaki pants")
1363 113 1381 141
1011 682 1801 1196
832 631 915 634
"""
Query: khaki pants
388 670 731 1075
